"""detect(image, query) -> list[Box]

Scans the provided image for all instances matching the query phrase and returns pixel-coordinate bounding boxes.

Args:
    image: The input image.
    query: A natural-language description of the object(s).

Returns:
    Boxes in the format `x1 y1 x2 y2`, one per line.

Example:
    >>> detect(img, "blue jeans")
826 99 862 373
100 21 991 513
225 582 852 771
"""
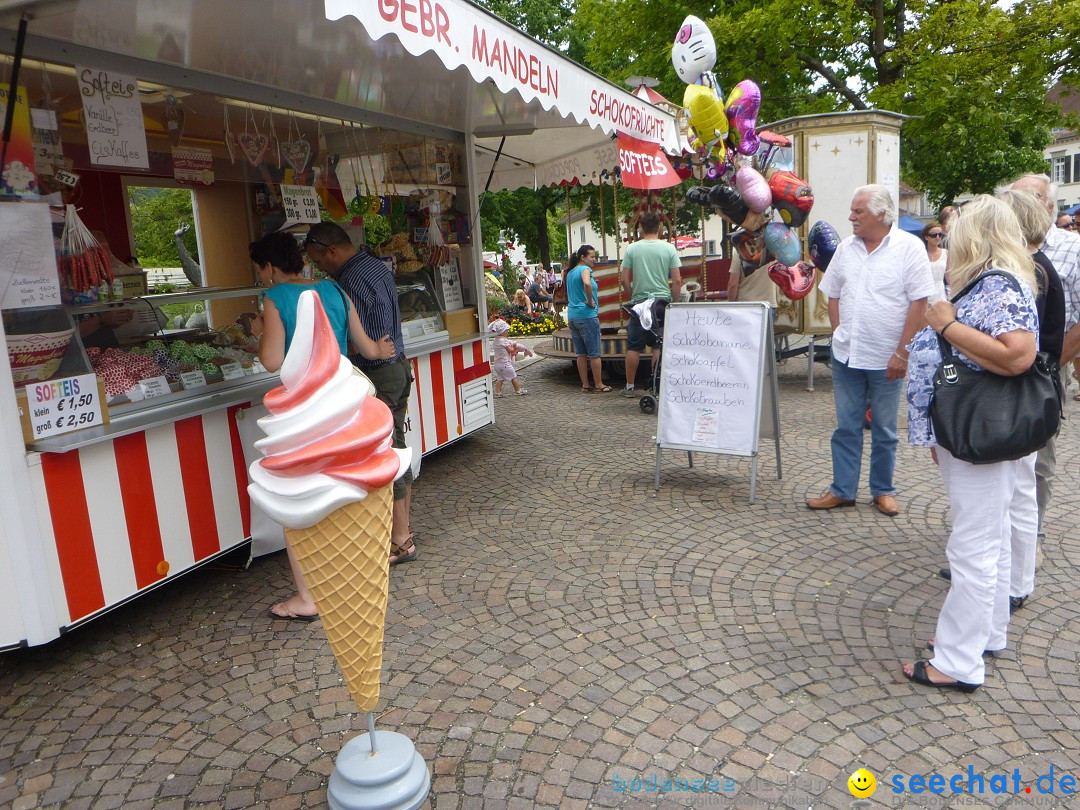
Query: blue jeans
829 356 902 500
568 316 601 357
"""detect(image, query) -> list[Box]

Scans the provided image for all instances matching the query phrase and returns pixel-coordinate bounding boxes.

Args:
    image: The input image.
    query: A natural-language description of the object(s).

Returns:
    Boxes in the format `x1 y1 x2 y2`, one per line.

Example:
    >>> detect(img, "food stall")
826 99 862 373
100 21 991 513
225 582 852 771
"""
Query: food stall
0 0 677 649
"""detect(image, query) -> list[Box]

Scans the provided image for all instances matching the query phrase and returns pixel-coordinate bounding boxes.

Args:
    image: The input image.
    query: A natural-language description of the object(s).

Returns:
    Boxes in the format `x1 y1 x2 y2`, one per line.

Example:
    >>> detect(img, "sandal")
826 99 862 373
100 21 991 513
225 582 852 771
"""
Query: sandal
389 535 419 566
903 659 979 693
268 602 319 622
581 387 593 393
596 385 613 393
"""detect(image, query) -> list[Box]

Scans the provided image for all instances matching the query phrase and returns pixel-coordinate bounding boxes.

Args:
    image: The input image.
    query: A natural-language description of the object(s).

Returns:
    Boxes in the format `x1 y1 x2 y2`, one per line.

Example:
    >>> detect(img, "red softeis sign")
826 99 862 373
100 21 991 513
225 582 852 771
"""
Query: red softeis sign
617 132 678 190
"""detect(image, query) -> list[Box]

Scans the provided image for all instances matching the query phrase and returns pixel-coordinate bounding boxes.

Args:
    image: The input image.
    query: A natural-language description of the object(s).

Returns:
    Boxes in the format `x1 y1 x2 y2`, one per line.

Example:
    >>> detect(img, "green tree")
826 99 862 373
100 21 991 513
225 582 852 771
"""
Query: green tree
128 187 198 267
479 186 567 268
574 0 1078 205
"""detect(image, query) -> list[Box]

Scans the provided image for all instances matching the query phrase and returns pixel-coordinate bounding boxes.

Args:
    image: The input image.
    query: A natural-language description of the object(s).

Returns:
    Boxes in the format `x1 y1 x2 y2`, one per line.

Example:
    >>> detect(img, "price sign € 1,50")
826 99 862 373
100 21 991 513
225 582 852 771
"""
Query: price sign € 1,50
28 373 104 439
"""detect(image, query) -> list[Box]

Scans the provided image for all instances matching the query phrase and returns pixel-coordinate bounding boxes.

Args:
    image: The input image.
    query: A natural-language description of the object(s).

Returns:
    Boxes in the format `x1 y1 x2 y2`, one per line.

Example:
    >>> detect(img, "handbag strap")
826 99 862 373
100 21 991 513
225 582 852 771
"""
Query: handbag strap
937 270 1023 360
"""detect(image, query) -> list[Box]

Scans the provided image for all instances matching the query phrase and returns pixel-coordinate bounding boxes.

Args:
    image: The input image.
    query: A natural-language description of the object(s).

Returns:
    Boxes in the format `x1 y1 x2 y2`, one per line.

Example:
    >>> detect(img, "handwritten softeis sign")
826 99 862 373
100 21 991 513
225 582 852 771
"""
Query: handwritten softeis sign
76 66 149 169
0 202 61 310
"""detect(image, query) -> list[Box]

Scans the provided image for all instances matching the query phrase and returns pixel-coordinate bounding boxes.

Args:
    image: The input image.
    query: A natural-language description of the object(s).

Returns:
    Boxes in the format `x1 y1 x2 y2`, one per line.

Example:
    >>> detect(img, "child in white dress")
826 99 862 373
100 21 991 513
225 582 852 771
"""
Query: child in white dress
488 318 533 396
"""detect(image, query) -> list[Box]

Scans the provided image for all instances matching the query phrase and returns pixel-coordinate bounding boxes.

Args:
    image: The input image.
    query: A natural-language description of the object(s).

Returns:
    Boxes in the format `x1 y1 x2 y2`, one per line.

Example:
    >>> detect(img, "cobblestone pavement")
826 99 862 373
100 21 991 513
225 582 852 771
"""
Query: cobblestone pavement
3 345 1080 810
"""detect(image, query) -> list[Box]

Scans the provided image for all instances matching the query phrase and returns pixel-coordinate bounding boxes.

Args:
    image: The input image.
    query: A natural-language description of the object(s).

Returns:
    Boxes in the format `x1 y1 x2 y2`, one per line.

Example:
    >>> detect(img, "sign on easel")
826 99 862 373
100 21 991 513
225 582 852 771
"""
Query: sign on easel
654 302 782 502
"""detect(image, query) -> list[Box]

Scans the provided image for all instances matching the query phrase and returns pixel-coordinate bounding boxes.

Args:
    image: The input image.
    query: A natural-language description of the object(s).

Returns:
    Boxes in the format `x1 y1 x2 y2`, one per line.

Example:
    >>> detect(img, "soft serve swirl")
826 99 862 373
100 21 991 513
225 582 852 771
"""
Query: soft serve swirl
248 290 410 528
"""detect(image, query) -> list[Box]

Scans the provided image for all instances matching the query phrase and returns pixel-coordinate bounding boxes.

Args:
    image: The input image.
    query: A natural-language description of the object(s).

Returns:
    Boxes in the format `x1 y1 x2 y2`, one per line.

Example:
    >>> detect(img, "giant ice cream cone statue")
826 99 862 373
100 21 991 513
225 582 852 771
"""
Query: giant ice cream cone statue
248 290 410 711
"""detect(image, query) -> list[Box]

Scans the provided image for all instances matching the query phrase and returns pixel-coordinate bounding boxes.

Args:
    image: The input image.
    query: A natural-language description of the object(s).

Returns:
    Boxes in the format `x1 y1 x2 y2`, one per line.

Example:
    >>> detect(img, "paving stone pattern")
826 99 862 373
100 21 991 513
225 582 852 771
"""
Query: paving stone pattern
2 348 1079 809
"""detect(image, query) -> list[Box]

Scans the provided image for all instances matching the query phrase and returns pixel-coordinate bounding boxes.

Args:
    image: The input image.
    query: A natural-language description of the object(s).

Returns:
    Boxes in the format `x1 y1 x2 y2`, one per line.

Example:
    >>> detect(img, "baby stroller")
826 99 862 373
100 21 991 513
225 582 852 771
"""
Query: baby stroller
623 298 669 414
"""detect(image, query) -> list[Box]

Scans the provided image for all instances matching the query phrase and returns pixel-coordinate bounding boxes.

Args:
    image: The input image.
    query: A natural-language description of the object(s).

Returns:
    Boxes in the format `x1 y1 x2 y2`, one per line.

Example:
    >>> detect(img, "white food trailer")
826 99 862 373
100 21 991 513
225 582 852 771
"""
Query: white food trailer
0 0 677 649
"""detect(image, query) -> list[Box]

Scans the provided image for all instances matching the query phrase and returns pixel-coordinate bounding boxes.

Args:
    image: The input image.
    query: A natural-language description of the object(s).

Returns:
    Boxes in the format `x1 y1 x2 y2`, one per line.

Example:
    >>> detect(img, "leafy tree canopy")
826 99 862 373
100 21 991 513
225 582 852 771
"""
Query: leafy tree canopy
573 0 1078 206
128 187 199 267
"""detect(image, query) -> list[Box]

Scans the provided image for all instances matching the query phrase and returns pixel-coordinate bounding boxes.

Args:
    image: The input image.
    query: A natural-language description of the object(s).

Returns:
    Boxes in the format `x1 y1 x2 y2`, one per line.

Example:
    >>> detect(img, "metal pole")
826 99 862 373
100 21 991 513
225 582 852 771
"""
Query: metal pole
367 712 379 755
599 178 607 259
0 16 30 179
613 181 621 261
700 203 707 297
565 184 572 256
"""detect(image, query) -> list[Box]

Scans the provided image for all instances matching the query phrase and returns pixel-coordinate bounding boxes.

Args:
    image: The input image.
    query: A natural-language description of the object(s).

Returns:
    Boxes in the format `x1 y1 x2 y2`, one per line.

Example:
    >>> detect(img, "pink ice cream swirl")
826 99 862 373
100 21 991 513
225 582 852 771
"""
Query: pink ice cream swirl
247 290 411 529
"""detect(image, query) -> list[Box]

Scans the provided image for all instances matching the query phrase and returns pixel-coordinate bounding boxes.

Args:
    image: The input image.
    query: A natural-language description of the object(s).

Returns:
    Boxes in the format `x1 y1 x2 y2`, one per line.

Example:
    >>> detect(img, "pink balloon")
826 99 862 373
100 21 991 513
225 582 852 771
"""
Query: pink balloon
735 167 771 213
768 260 816 301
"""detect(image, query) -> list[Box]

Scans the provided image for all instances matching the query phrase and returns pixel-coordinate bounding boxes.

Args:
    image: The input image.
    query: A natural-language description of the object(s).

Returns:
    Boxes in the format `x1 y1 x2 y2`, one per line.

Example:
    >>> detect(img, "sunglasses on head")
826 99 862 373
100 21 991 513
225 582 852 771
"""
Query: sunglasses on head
304 234 330 249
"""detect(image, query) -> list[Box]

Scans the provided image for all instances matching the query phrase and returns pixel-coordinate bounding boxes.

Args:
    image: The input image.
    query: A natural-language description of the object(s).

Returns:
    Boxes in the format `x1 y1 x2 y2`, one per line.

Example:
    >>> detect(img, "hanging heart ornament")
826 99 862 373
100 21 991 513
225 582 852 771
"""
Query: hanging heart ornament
281 138 311 173
237 133 270 167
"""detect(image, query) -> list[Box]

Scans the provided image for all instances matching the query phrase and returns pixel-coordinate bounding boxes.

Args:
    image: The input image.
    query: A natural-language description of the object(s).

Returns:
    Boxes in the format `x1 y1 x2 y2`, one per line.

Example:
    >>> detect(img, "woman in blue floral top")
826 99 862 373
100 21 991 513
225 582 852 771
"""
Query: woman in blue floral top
902 196 1040 693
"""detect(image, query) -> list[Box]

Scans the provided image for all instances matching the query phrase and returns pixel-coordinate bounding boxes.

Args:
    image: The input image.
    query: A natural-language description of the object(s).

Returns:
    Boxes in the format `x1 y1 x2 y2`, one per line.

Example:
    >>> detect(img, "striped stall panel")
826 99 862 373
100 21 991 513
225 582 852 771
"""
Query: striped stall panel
407 338 491 455
32 408 253 625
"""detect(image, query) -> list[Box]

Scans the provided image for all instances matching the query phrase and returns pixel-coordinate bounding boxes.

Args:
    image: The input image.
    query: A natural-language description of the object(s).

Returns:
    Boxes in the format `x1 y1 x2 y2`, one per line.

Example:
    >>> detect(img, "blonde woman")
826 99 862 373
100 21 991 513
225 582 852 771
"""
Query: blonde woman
513 288 534 314
902 195 1040 692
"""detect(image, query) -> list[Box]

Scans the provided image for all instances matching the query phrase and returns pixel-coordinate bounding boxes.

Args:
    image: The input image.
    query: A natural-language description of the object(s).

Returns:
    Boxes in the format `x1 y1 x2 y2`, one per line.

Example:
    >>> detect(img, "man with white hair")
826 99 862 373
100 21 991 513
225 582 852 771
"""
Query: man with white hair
1007 174 1080 599
807 185 935 516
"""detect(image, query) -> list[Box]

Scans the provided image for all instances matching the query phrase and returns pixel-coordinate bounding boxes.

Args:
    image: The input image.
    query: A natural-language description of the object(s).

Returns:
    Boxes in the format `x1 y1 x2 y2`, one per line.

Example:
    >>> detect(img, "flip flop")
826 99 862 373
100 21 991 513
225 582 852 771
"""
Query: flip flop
595 385 613 393
268 602 319 622
581 387 592 393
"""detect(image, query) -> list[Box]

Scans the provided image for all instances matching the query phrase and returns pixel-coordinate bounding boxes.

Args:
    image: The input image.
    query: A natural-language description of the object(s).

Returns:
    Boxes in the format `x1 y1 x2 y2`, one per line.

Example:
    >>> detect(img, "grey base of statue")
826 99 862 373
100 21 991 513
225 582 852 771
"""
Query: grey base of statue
327 730 430 810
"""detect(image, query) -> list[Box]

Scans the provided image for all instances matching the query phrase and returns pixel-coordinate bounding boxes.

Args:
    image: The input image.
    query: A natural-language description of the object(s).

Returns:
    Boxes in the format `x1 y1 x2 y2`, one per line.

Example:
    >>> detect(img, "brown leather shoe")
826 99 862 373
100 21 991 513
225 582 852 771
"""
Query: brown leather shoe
873 495 900 516
806 491 857 510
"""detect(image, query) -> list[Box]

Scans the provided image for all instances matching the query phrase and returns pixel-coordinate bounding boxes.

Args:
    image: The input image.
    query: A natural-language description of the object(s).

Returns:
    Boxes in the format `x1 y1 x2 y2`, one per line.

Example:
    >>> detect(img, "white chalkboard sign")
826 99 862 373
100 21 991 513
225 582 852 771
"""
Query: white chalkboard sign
655 302 781 501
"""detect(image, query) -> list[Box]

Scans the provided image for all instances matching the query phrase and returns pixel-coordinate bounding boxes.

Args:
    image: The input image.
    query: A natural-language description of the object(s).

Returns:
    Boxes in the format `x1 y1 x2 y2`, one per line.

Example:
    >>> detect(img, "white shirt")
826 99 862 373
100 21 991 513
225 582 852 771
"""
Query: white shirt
818 226 935 369
1041 225 1080 328
928 248 948 300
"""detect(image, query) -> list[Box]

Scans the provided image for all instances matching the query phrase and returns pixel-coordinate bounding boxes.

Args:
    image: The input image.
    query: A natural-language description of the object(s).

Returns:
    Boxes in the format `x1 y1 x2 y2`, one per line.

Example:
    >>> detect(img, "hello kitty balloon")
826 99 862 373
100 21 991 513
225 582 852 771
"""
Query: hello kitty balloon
672 16 727 161
671 15 718 87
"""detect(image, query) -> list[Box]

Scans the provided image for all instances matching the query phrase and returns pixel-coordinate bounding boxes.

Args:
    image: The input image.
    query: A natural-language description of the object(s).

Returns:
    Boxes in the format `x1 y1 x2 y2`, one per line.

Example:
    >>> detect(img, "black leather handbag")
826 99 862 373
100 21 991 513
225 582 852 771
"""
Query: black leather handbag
929 271 1063 464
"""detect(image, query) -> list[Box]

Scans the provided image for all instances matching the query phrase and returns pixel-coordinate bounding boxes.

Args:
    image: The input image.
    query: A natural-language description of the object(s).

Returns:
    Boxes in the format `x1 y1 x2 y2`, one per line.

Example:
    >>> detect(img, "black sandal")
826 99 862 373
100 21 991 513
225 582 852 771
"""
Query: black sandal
389 535 419 566
903 660 979 693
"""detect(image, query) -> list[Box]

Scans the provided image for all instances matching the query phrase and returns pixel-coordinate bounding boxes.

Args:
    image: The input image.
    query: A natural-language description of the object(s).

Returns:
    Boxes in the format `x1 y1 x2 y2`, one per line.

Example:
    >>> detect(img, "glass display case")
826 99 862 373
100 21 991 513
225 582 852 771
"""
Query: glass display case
62 286 268 416
4 286 272 450
396 271 448 350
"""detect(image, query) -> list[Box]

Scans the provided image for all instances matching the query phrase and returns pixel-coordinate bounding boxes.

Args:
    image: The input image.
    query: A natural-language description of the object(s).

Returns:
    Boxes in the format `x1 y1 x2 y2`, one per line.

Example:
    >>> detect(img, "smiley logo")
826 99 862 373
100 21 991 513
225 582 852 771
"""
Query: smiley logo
848 768 877 798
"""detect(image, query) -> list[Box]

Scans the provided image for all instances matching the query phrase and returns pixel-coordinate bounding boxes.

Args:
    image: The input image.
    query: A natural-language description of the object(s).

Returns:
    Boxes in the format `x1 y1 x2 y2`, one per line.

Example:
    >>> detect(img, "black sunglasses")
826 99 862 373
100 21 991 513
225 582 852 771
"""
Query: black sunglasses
927 232 944 238
304 234 330 249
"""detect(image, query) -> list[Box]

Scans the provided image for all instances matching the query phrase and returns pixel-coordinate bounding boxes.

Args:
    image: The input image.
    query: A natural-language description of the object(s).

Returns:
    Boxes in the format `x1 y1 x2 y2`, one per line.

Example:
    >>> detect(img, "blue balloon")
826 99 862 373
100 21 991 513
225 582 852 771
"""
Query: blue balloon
763 222 801 267
807 221 841 271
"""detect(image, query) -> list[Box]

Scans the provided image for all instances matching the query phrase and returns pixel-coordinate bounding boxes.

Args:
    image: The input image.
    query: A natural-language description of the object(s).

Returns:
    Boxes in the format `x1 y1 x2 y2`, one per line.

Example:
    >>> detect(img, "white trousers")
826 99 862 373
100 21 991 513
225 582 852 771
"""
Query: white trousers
1009 452 1038 599
931 447 1018 684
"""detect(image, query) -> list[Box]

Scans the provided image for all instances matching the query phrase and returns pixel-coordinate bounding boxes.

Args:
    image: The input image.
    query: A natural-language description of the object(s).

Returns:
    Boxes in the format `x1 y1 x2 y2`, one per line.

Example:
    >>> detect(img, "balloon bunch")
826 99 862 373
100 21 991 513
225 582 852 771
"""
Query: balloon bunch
672 14 819 300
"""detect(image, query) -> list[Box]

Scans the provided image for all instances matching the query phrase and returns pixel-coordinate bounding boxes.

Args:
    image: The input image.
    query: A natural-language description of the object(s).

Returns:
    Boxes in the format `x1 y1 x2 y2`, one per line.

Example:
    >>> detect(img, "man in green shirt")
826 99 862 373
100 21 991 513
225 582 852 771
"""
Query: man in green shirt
619 212 683 396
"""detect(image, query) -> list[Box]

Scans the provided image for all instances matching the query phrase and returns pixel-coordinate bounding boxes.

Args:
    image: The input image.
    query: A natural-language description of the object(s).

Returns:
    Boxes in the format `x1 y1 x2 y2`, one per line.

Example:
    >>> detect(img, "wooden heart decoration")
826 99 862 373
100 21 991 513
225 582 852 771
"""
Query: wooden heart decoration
281 138 311 173
237 133 269 167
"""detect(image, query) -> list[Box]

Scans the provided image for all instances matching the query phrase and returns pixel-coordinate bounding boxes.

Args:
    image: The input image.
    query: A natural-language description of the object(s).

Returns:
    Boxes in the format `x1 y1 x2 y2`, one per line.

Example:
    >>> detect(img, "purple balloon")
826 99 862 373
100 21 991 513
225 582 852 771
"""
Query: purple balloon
807 221 841 271
725 80 761 156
